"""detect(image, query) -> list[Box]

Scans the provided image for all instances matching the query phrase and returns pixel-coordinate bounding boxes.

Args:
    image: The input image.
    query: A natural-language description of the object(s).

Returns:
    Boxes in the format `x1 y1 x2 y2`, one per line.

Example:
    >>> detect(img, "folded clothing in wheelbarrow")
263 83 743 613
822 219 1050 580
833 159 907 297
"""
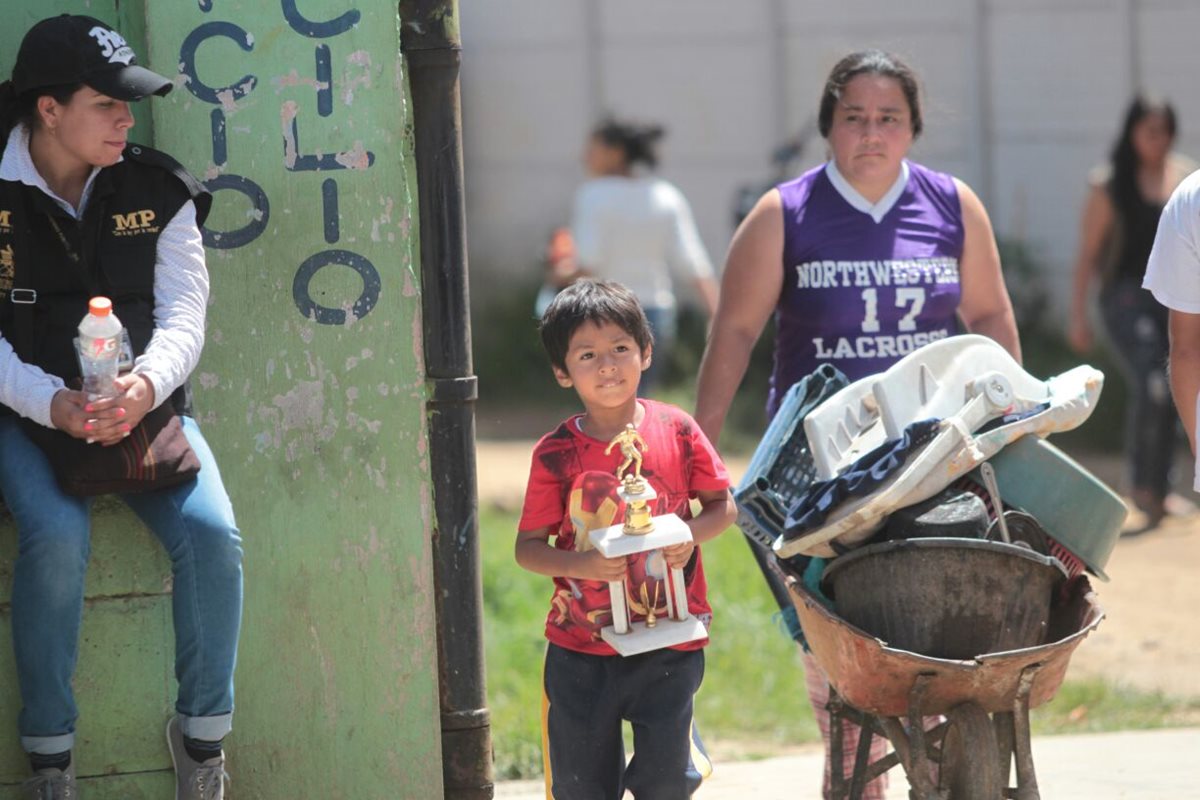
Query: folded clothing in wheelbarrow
783 418 942 554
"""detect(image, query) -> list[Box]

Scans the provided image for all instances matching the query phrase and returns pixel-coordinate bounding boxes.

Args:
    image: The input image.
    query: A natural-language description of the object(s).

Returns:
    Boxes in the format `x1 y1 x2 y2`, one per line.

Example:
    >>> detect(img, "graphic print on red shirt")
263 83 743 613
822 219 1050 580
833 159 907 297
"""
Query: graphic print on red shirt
518 400 731 655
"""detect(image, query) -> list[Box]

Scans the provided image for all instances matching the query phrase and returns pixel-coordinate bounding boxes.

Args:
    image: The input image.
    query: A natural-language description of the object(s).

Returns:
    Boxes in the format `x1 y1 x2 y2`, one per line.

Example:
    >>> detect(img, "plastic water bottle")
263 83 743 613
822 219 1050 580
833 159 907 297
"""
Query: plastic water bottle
77 297 123 400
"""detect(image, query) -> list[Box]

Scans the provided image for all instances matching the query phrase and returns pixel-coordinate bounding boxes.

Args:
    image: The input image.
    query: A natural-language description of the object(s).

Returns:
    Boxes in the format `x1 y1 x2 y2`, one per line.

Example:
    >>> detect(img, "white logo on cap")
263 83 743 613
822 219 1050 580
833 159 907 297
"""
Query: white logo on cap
88 26 135 66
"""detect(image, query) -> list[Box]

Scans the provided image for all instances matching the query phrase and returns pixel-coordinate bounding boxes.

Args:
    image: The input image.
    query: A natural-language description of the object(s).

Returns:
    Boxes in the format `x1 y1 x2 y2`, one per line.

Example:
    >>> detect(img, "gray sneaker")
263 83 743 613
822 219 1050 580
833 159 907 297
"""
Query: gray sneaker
166 716 227 800
22 762 76 800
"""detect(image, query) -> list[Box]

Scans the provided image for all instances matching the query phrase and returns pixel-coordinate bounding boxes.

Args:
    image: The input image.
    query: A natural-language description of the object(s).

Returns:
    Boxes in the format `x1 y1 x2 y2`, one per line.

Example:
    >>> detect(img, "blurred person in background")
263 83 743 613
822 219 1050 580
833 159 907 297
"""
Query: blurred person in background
694 49 1020 799
534 226 580 318
570 117 719 394
1069 95 1196 528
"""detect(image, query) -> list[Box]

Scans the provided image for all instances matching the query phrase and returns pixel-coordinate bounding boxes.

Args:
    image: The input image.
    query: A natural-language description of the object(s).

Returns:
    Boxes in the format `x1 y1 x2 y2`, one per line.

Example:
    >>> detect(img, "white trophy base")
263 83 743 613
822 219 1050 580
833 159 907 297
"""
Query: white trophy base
589 512 699 655
600 616 708 657
588 512 692 557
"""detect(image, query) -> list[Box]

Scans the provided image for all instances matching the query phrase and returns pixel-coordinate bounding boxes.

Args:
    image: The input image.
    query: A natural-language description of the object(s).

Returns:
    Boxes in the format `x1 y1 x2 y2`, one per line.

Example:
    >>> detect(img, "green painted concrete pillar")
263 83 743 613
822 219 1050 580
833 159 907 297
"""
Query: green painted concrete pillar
0 2 444 798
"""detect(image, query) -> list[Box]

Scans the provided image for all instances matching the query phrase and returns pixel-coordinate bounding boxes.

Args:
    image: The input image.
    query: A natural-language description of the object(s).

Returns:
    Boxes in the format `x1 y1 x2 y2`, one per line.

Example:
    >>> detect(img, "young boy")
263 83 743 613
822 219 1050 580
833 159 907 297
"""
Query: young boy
515 279 737 799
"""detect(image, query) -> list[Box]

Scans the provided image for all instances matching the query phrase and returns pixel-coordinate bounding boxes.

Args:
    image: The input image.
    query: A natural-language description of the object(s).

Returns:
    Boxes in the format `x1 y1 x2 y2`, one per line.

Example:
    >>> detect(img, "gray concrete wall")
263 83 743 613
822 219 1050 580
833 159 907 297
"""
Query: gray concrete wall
460 0 1200 316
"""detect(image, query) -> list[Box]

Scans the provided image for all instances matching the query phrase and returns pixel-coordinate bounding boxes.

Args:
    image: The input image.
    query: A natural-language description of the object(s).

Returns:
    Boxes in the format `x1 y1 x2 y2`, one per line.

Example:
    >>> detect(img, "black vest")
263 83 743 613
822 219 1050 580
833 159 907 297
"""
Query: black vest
0 143 211 417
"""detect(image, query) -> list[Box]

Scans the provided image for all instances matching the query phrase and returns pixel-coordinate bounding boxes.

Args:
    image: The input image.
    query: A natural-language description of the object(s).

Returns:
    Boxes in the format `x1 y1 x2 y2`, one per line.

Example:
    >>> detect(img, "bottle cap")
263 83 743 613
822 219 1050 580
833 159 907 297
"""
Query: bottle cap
88 297 113 317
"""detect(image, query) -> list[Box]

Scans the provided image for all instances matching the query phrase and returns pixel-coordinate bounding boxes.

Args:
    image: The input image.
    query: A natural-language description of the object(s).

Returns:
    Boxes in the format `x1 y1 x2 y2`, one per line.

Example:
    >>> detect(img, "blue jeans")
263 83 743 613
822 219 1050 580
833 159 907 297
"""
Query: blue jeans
1099 279 1176 501
0 415 243 754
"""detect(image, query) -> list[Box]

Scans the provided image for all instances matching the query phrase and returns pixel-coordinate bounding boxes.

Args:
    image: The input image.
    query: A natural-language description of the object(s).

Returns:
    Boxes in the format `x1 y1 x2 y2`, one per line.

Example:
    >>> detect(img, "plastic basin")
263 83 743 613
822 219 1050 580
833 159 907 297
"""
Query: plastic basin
980 436 1126 580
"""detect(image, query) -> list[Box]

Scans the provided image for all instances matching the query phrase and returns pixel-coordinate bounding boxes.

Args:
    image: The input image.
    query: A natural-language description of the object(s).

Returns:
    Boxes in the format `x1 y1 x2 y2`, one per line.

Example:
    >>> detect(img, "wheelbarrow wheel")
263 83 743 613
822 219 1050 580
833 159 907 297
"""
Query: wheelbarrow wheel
938 702 1002 799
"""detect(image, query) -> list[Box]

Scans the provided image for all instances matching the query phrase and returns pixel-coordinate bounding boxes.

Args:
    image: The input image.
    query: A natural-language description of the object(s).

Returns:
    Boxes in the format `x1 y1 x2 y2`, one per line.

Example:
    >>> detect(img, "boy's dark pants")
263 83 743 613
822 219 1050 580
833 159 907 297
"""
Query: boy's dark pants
543 642 707 800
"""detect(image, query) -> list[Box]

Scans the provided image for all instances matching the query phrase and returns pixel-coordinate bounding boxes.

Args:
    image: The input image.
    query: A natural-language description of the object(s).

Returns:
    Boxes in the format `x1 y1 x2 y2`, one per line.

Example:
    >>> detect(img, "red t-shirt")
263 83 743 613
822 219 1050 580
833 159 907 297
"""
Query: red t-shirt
518 399 731 655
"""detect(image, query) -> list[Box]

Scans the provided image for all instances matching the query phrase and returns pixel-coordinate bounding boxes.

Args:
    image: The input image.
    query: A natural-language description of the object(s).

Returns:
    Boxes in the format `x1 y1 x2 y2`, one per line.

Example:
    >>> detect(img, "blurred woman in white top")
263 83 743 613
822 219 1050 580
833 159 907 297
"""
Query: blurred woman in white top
571 118 718 393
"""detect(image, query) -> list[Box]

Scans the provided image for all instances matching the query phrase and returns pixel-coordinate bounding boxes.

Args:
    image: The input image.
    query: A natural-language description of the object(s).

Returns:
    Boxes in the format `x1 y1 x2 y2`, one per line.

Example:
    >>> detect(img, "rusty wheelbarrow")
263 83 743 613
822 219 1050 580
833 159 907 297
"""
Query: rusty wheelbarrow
785 568 1104 800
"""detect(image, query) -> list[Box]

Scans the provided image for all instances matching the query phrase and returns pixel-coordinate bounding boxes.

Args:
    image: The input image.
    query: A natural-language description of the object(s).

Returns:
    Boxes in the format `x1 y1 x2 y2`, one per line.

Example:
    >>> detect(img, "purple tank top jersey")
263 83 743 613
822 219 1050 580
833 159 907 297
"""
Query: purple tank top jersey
768 161 965 418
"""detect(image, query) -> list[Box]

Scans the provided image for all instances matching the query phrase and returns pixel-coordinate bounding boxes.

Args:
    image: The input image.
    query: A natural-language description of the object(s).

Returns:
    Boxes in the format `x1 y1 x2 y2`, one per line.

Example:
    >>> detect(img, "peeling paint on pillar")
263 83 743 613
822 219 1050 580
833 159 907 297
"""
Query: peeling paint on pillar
0 3 439 792
4 1 438 797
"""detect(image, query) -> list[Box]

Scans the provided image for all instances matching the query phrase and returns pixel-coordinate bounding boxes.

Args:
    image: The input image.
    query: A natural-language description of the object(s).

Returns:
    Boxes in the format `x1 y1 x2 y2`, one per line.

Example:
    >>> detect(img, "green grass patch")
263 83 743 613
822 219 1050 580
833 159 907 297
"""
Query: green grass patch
1031 678 1200 735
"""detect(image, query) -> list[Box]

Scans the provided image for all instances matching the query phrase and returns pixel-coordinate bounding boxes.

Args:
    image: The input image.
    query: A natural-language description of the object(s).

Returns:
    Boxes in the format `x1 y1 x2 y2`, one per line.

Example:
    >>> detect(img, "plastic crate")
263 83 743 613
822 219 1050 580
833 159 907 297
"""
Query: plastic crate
734 365 849 548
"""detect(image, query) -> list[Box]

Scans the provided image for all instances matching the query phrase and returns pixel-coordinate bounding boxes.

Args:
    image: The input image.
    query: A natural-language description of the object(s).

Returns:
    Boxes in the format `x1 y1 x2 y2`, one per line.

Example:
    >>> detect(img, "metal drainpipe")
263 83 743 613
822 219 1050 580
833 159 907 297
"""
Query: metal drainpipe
399 2 494 798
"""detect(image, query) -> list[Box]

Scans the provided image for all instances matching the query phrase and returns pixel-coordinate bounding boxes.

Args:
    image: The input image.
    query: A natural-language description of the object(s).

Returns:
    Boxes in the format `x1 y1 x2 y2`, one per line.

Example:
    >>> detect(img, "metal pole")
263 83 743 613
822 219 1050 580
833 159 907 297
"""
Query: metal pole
398 3 493 798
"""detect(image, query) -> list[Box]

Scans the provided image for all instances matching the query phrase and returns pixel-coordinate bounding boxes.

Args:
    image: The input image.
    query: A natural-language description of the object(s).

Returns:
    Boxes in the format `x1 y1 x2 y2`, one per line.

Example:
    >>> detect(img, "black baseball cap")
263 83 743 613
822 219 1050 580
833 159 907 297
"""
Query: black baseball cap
12 15 173 101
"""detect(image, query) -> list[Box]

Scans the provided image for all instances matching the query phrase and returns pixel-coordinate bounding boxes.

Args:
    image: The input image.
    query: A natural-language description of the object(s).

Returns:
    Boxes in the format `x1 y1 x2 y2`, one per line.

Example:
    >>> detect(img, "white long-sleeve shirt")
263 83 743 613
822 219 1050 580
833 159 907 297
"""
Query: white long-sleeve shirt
570 175 713 310
0 125 208 427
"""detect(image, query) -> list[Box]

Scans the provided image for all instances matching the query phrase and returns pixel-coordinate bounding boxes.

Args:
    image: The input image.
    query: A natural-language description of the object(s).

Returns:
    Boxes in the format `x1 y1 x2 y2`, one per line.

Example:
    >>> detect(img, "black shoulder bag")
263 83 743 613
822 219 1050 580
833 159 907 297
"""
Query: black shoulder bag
13 211 200 496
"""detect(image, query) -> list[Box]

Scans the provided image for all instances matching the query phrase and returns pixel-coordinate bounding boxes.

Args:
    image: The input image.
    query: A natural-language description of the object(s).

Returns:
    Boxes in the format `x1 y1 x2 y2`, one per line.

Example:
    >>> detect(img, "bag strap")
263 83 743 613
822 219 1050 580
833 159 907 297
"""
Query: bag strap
43 205 104 296
8 187 37 357
9 185 107 356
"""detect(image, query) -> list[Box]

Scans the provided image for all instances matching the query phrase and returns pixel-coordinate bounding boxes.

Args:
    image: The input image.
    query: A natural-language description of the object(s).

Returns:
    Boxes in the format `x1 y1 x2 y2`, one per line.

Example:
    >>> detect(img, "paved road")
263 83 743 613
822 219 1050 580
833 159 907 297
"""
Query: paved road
495 727 1200 799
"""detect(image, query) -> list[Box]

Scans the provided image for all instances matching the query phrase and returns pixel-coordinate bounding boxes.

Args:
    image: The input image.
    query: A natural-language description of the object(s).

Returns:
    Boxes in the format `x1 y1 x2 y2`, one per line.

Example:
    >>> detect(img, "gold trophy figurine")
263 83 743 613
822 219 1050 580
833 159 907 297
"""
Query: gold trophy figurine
606 423 648 490
606 424 654 534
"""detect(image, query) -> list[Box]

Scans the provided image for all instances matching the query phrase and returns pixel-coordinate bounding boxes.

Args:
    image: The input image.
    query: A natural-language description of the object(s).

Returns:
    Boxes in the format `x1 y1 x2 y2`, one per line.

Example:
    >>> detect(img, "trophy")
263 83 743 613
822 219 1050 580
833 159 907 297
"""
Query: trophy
587 425 708 655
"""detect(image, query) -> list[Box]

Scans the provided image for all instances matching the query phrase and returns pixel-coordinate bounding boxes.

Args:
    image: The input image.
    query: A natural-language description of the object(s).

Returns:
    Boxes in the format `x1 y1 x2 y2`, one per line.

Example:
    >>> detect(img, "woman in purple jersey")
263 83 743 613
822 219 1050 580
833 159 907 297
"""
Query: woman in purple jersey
695 50 1020 799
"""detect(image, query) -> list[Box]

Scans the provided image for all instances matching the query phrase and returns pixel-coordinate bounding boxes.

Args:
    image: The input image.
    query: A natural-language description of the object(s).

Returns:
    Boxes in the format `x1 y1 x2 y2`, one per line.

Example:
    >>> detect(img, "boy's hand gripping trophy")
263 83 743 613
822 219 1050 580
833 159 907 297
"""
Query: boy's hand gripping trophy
587 424 708 655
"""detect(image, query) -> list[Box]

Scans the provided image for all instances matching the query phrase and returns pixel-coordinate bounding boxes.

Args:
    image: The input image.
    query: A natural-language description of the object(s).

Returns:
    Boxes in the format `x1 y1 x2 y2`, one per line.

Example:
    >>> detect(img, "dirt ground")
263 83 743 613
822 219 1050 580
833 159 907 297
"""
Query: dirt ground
476 440 1200 700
